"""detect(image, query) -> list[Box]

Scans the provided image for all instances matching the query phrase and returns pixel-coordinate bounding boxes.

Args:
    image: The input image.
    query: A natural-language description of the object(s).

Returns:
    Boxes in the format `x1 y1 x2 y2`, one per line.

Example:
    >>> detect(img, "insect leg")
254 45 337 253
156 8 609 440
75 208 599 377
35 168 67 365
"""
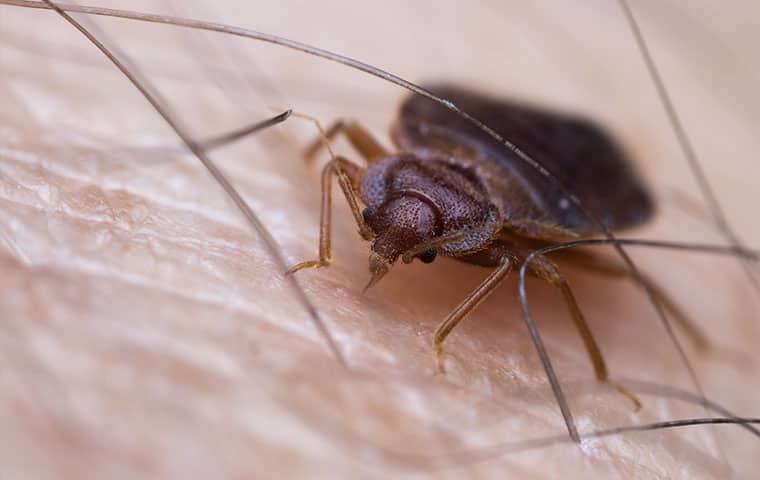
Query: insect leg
303 119 389 163
529 254 643 410
432 256 513 373
558 251 710 351
287 156 370 274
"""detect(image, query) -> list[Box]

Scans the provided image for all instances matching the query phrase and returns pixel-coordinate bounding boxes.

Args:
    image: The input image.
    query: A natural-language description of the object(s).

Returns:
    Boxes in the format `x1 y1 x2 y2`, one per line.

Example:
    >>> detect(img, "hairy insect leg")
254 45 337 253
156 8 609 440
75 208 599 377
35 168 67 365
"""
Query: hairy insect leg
433 256 513 373
559 251 710 351
303 118 389 163
529 255 643 411
287 156 371 274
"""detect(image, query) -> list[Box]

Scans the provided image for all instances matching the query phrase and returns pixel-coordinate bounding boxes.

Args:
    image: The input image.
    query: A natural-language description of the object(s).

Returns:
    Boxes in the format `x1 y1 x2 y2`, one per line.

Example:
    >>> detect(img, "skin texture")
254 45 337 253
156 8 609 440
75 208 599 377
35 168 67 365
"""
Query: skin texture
1 1 759 478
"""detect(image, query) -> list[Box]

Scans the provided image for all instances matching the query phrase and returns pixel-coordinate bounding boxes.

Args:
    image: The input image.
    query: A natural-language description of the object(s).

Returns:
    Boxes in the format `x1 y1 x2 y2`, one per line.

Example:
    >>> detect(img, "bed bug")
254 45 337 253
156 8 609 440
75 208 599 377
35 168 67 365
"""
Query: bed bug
5 2 760 477
288 84 710 407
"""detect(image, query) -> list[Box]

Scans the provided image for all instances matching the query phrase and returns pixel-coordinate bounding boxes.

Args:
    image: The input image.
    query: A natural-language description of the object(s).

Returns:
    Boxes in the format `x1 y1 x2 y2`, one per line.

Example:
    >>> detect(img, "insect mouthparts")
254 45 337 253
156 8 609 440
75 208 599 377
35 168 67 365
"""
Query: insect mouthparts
364 252 390 292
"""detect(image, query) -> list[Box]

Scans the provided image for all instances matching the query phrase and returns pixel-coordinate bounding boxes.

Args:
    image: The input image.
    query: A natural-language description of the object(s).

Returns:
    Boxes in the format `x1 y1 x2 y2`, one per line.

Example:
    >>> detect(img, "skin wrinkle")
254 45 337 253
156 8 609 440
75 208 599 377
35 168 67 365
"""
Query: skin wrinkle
0 1 759 479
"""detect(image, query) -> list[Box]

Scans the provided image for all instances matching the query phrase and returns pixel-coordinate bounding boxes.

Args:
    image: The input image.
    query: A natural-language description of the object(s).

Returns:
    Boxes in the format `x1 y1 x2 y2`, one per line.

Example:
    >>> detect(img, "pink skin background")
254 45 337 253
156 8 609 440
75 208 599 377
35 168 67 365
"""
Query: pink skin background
1 1 759 478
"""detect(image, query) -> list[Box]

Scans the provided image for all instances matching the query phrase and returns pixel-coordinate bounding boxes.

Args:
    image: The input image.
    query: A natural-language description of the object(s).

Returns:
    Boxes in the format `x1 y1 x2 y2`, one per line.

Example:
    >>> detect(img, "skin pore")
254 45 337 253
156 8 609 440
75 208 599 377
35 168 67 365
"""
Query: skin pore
1 1 759 478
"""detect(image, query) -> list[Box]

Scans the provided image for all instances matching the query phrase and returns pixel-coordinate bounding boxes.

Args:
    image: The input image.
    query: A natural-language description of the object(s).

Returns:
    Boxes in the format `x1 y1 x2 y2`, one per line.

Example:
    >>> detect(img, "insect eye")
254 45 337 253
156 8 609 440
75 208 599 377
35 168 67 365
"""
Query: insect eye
418 249 437 264
362 206 374 223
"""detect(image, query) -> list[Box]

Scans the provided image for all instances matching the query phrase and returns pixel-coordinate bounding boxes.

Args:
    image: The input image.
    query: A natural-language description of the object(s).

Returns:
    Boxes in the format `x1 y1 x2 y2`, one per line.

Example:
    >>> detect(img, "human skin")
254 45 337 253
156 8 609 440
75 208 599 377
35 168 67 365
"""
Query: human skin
0 1 759 478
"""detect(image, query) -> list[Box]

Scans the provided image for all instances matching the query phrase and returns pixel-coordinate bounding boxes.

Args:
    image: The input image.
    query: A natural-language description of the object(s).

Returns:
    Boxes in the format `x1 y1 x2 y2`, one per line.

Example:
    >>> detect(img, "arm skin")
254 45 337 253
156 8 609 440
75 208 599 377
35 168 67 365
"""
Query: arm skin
0 1 758 478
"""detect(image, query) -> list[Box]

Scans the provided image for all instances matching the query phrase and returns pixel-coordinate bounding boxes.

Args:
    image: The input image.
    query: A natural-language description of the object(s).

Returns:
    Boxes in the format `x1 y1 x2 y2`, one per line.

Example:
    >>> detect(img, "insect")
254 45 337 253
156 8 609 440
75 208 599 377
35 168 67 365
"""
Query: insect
288 83 713 407
2 1 759 477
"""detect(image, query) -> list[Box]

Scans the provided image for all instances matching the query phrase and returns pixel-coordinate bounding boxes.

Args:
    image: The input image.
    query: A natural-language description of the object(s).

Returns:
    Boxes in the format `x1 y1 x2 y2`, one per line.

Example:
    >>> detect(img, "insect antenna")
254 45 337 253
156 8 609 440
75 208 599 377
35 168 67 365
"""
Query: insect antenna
199 109 292 151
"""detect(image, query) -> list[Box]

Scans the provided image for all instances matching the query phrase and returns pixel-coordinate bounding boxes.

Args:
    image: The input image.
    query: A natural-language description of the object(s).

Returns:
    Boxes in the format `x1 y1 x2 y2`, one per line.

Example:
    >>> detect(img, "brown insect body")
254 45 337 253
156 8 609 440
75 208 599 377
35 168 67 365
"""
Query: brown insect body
361 85 654 272
295 84 677 407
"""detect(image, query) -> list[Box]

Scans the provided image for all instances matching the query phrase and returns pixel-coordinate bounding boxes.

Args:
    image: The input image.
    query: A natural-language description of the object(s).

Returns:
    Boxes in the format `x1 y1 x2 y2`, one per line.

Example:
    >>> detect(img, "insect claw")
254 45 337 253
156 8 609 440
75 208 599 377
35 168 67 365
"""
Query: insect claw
285 260 329 275
611 381 643 412
434 351 447 375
